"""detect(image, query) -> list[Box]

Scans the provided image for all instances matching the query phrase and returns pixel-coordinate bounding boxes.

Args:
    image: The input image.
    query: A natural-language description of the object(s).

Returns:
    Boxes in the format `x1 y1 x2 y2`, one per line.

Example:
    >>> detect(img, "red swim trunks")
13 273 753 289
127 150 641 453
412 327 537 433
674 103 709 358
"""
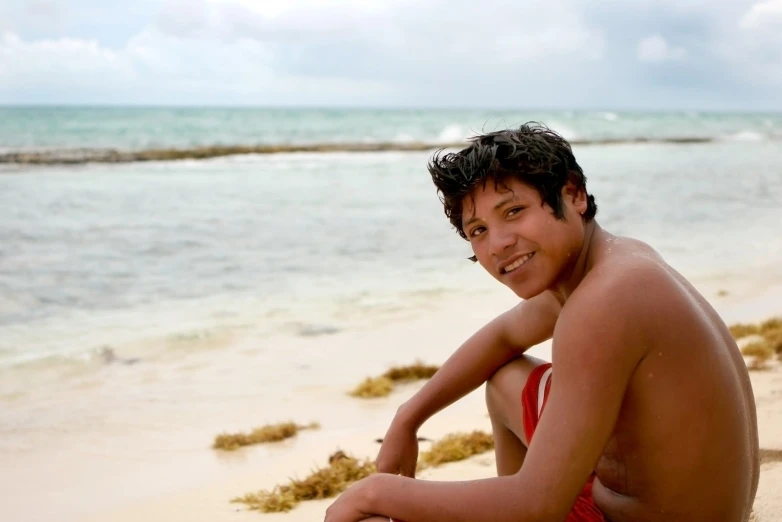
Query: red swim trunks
522 363 606 522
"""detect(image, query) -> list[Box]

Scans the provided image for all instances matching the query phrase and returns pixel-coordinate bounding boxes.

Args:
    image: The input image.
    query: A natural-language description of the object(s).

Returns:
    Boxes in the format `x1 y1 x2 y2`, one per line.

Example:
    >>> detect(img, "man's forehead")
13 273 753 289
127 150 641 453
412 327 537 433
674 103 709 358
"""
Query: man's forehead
461 188 518 227
462 180 527 213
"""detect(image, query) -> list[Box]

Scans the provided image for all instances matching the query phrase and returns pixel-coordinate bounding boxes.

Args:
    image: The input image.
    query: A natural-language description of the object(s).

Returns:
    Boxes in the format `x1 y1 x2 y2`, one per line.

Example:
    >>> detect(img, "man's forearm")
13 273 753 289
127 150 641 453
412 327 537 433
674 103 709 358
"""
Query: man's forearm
368 473 544 522
395 294 559 431
395 318 518 430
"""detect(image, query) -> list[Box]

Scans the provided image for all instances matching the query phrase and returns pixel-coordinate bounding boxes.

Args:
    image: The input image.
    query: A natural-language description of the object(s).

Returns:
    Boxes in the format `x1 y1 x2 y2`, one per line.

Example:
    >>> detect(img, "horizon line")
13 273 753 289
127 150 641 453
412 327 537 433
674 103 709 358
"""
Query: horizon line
0 103 781 114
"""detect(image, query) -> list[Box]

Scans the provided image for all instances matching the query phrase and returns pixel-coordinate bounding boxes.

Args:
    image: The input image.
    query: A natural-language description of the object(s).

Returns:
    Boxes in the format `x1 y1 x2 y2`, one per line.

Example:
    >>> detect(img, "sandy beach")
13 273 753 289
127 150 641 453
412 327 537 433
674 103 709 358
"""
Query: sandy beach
11 279 769 522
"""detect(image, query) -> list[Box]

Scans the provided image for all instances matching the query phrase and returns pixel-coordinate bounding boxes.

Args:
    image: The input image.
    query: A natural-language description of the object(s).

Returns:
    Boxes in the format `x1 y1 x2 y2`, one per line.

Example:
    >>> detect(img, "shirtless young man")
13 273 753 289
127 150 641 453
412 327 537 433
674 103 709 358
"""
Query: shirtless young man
324 124 759 522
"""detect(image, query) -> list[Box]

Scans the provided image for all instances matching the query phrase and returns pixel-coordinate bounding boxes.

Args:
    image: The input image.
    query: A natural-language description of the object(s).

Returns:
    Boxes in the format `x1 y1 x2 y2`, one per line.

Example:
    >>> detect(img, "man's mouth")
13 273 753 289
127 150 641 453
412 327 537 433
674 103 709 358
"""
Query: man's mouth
502 252 535 274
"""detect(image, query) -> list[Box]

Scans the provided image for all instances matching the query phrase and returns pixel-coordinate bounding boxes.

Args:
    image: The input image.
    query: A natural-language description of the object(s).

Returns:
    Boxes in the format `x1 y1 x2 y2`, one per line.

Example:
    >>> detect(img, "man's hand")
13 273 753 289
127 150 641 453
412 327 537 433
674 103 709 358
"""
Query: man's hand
375 417 419 478
324 475 378 522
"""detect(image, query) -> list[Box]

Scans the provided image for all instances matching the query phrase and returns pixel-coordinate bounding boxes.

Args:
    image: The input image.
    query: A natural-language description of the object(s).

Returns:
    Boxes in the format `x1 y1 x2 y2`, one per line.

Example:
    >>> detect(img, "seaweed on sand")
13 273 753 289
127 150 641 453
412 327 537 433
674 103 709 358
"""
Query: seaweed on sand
233 430 495 513
729 316 782 341
418 430 495 470
349 376 395 398
232 452 377 513
213 421 320 450
349 361 441 399
762 328 782 356
730 316 782 366
759 448 782 465
729 323 760 340
741 341 774 371
760 317 782 333
383 361 440 382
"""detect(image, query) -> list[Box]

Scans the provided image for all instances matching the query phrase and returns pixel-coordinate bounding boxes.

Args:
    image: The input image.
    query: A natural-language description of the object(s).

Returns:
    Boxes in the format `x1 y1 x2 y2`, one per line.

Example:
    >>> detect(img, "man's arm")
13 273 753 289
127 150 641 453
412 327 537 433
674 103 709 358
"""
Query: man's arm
394 291 561 431
360 273 649 522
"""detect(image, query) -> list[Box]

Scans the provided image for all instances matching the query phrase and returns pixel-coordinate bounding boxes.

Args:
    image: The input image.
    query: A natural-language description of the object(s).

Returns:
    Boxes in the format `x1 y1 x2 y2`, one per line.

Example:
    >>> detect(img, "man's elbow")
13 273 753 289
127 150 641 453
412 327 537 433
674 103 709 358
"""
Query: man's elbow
507 475 571 522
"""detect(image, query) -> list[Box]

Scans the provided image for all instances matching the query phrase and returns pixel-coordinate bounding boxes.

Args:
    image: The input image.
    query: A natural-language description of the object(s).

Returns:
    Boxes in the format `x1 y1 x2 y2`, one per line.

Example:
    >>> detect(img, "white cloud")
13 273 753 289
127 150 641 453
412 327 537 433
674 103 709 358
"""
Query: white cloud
0 0 781 108
726 1 782 86
0 28 395 104
637 35 687 63
157 0 604 63
740 0 782 32
0 0 609 105
0 31 131 85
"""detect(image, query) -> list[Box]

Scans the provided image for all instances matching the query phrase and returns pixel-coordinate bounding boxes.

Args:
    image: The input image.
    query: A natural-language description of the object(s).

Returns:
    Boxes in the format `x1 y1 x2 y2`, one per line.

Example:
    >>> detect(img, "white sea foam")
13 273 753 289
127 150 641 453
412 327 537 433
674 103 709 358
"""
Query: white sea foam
599 112 620 121
724 130 767 142
436 124 468 143
393 132 416 143
547 121 579 141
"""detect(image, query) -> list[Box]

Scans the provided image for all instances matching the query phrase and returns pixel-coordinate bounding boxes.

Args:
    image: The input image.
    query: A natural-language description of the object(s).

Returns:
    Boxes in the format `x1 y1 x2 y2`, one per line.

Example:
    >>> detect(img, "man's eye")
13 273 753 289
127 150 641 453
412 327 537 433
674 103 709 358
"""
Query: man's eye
470 226 486 238
507 206 525 217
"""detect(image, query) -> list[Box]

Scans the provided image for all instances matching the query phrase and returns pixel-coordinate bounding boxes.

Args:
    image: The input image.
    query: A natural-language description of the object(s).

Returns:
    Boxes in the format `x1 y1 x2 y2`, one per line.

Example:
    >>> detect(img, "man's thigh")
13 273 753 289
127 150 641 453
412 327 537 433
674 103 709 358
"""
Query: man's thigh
486 355 549 447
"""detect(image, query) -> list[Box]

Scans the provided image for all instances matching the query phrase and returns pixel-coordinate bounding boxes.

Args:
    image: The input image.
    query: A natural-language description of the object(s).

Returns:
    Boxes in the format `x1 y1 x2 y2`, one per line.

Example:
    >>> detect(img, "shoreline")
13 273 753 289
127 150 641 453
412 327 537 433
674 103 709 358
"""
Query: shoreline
3 262 780 374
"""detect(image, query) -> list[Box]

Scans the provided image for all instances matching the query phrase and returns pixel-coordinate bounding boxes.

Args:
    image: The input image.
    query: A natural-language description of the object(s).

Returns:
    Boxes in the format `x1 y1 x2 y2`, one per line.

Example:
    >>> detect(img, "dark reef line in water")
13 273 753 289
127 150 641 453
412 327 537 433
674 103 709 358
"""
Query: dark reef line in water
0 137 719 165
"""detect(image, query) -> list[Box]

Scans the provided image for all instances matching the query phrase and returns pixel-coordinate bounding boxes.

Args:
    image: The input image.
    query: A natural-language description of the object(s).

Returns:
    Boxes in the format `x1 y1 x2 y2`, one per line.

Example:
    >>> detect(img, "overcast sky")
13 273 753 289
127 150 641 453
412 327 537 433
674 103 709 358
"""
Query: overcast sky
1 0 781 110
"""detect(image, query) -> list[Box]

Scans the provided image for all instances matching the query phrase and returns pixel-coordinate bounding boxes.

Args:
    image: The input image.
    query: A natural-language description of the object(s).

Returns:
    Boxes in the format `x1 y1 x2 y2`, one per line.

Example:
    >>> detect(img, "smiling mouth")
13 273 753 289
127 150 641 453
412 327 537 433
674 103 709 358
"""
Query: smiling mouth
502 252 535 274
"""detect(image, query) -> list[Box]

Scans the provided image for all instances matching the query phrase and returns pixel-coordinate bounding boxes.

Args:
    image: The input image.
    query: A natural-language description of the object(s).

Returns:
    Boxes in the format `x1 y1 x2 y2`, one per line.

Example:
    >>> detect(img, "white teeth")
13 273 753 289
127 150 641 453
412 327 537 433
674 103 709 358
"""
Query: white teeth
503 253 534 273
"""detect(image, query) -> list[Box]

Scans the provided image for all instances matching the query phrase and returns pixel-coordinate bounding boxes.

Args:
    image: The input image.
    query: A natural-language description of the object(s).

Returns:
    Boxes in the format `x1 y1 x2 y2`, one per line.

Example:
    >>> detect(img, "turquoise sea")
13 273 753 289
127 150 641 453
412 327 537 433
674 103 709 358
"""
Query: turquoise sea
1 107 781 153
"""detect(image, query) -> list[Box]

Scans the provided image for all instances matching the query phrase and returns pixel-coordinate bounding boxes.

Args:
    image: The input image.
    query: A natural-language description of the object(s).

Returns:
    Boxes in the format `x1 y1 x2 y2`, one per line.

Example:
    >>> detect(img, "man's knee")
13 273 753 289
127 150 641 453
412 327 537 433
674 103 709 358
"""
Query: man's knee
485 355 548 418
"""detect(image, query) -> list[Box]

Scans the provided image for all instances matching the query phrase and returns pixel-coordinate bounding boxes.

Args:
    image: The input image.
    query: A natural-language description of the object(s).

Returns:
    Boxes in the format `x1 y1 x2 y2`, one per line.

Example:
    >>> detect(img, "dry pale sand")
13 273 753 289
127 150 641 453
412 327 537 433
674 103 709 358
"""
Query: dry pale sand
76 283 782 522
748 361 782 522
74 362 782 522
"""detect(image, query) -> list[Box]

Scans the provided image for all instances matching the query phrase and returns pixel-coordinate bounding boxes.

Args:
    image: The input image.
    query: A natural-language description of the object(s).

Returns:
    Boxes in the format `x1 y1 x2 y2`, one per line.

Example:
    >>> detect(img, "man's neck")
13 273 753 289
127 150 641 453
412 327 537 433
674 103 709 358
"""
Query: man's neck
551 220 601 304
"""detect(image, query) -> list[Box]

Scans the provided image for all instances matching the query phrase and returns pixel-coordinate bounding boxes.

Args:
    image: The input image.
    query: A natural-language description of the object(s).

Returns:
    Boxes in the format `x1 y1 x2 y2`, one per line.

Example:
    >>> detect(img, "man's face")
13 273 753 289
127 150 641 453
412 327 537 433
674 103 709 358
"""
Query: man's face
461 177 587 299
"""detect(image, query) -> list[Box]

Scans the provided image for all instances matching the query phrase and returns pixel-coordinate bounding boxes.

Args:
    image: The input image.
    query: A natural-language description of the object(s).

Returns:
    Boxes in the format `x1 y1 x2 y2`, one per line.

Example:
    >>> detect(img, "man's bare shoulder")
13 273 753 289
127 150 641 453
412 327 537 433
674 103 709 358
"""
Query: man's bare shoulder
555 238 681 355
574 236 678 309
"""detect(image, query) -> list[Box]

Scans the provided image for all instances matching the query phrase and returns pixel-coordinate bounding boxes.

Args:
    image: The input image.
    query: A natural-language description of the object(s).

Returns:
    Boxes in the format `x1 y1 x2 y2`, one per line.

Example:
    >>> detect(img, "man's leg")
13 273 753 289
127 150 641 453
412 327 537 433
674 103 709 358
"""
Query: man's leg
485 355 549 476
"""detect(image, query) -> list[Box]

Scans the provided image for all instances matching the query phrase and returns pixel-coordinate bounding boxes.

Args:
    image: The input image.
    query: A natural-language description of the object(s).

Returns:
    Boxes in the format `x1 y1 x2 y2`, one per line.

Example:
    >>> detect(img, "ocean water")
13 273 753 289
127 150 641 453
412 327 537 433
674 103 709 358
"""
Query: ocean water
0 107 781 154
1 108 782 371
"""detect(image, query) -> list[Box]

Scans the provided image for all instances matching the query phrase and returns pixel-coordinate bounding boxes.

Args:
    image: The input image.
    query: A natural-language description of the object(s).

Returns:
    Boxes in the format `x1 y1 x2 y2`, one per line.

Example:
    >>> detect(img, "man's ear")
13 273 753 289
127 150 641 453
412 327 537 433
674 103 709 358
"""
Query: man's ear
562 181 587 216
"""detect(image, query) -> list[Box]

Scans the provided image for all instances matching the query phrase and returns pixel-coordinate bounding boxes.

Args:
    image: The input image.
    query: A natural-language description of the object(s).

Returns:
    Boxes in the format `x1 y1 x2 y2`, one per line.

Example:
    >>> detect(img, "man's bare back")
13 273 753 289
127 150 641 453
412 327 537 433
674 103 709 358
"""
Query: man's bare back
567 234 759 522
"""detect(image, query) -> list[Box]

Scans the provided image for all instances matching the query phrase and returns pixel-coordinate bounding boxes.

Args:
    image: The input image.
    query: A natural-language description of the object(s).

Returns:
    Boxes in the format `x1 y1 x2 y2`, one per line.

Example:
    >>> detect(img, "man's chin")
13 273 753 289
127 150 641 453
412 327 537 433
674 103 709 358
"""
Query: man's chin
506 282 545 300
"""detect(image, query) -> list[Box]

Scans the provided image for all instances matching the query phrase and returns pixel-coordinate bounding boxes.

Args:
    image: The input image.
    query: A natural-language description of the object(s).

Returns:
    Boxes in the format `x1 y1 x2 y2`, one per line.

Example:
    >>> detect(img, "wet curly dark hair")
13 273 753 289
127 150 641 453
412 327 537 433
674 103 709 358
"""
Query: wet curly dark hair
428 122 597 241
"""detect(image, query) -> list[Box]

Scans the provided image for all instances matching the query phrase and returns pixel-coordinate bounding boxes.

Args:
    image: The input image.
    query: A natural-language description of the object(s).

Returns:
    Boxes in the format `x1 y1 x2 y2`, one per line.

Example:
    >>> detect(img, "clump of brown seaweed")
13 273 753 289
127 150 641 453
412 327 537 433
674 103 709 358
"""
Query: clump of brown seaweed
418 430 495 470
0 142 470 165
232 451 377 512
349 361 440 398
731 316 782 370
349 376 395 398
213 422 320 451
729 323 760 340
730 316 782 340
234 430 494 513
383 362 440 382
741 341 774 371
760 317 782 332
764 328 782 359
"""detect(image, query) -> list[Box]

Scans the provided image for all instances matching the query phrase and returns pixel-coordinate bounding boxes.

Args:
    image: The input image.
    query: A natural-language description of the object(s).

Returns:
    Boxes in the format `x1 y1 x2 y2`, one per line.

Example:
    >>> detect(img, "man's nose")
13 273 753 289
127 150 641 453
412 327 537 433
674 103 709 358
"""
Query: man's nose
489 227 516 256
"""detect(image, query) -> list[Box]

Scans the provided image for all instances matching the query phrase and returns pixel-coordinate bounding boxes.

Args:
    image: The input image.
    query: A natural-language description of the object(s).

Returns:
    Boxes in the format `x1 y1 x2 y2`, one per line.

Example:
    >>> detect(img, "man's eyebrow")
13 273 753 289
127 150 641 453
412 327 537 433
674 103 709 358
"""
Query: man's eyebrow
463 195 518 227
